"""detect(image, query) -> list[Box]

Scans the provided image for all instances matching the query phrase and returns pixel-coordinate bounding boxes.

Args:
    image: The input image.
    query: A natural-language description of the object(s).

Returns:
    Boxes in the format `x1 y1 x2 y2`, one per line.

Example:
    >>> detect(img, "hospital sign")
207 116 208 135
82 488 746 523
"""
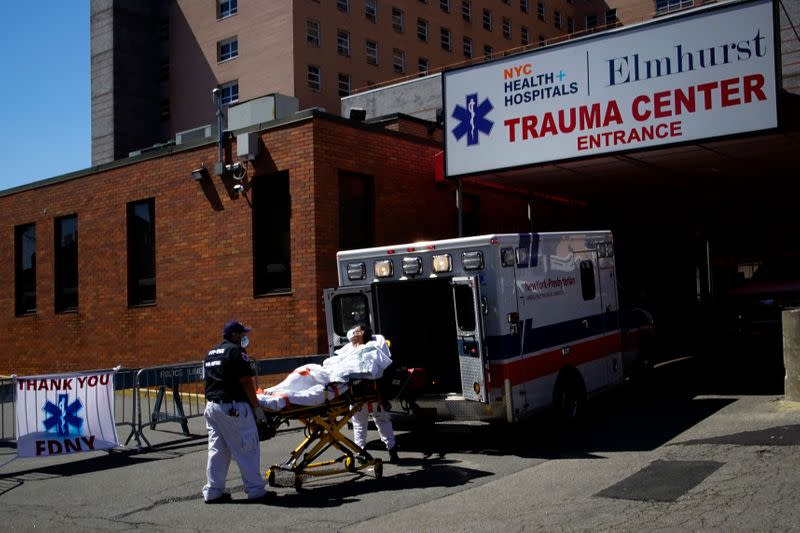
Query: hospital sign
442 0 778 177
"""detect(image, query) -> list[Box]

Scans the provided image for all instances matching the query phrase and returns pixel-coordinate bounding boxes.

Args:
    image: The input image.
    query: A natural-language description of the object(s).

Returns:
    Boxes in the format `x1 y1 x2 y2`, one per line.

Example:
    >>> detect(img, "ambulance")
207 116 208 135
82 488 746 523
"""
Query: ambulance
323 231 653 423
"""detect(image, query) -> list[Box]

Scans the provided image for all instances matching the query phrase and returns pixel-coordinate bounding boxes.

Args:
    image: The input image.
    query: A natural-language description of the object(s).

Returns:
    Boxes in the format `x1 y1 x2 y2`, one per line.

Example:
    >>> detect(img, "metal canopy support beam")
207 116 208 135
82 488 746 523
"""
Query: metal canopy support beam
456 178 463 237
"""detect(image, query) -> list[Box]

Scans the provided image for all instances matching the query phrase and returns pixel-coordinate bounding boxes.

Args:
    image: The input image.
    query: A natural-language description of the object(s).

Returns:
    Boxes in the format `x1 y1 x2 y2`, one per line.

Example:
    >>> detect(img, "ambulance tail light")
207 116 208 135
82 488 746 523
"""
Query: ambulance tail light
402 256 423 276
374 260 393 278
346 262 366 281
432 254 452 273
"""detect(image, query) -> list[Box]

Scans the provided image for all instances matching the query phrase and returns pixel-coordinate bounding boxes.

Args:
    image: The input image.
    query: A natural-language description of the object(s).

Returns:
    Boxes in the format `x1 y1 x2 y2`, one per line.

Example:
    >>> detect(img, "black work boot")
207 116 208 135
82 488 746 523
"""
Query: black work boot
387 445 399 463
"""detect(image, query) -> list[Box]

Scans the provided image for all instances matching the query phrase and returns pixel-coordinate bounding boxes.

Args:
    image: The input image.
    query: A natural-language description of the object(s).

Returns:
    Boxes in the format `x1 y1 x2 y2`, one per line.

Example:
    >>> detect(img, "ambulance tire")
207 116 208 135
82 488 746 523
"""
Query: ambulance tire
553 370 586 426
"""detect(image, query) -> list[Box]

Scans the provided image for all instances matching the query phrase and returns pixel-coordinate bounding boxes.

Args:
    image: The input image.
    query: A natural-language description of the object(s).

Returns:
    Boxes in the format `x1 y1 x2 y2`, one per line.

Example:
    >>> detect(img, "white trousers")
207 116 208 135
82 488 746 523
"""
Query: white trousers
352 402 396 450
202 401 266 501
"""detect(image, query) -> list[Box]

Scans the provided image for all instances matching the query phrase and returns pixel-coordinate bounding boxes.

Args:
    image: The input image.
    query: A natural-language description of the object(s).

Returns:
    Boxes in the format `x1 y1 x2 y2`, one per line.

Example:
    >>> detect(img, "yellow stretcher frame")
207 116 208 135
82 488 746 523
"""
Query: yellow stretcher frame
263 381 384 491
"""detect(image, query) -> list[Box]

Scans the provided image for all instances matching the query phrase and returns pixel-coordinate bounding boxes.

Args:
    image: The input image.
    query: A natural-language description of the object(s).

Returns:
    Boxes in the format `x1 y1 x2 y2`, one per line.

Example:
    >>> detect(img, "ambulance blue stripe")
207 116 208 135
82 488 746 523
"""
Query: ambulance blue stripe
485 311 620 360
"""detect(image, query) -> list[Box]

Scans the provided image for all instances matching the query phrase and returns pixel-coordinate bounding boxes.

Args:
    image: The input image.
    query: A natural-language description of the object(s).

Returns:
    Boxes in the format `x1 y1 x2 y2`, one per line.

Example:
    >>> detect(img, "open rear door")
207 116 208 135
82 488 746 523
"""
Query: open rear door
452 276 488 403
323 286 374 356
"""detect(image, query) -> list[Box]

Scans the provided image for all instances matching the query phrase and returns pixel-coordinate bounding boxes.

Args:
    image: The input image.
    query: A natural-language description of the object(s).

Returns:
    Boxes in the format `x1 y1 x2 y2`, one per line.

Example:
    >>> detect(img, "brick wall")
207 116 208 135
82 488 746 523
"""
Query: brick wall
0 113 532 376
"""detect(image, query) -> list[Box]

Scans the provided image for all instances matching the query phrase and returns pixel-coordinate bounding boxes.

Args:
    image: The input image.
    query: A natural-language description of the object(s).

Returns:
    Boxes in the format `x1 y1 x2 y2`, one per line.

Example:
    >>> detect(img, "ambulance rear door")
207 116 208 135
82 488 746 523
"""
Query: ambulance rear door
452 276 489 403
323 286 374 355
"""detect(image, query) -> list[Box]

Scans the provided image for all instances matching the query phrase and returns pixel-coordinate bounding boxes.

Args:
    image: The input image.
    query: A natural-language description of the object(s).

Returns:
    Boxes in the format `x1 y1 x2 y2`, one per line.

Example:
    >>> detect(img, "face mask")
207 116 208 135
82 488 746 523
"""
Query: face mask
241 336 250 348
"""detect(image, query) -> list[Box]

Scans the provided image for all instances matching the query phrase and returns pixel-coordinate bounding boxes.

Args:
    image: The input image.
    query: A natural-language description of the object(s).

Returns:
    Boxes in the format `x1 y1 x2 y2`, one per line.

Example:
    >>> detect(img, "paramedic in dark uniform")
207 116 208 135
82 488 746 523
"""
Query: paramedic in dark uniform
202 320 272 503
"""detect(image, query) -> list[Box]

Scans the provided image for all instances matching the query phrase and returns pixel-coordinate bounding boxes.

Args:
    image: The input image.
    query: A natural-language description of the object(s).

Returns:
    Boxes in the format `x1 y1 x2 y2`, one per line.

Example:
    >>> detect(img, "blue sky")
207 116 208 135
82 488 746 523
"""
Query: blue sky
0 2 90 192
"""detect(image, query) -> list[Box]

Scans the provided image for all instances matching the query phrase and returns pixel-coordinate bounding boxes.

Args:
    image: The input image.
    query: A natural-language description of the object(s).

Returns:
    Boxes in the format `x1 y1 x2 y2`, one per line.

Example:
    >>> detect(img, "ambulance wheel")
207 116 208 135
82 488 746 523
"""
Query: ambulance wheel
374 460 383 479
266 468 276 486
294 474 303 491
553 371 586 425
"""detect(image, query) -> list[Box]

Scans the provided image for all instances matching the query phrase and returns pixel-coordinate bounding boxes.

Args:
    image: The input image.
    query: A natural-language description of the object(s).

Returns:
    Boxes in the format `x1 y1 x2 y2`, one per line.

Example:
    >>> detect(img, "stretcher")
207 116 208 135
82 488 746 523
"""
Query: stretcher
260 380 384 490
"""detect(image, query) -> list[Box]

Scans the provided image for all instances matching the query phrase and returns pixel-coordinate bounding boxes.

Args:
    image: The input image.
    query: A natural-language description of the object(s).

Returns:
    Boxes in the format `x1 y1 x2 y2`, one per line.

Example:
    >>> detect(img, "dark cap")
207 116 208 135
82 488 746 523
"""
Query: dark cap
223 320 252 338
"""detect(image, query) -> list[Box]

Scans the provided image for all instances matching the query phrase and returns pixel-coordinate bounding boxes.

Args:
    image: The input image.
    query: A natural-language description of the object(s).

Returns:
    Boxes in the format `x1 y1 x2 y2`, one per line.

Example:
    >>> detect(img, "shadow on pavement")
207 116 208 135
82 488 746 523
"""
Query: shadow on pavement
385 356 740 461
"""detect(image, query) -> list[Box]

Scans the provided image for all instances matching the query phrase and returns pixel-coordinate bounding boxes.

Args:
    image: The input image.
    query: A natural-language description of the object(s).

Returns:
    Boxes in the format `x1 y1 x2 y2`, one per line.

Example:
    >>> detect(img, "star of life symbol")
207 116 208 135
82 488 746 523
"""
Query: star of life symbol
43 393 83 436
451 93 494 146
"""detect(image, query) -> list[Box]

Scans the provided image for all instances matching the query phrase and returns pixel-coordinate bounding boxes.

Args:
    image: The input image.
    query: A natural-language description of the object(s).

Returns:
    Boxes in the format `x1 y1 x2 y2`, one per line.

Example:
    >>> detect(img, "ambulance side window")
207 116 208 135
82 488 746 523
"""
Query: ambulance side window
332 294 369 335
580 260 596 301
453 285 477 332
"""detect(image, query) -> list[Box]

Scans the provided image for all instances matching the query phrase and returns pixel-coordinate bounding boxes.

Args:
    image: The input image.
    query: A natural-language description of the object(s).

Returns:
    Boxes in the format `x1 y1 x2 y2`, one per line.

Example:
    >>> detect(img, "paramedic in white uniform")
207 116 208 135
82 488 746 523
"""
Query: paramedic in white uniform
347 324 399 463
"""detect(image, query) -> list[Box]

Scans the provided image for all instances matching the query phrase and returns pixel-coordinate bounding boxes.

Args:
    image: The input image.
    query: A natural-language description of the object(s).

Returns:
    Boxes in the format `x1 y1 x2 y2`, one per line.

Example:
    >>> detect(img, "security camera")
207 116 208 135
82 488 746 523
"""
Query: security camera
212 87 221 102
226 161 247 181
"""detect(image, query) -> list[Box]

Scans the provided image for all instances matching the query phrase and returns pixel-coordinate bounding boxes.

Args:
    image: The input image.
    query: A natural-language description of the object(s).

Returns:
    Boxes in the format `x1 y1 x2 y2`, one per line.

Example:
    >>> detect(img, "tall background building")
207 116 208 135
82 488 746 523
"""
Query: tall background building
91 0 662 165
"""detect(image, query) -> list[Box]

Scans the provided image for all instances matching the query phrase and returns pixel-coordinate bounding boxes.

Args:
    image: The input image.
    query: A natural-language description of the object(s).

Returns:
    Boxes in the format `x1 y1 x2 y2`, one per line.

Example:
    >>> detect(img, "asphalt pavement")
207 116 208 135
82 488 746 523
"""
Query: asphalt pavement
1 354 799 532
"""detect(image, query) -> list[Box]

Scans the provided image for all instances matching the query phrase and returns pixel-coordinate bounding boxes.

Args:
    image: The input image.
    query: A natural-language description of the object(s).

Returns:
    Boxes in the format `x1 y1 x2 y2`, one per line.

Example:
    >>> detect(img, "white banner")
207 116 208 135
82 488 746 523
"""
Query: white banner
15 372 119 458
443 0 778 177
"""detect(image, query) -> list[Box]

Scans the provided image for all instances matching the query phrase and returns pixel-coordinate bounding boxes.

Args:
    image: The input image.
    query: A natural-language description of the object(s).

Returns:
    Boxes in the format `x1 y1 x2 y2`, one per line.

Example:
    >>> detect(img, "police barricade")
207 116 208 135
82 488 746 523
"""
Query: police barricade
130 362 205 449
0 376 15 444
112 368 139 449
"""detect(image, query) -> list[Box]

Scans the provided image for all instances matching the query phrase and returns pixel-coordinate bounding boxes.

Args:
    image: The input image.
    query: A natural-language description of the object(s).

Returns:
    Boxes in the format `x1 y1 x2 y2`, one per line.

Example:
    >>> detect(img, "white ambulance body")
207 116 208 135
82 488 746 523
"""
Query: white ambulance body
324 231 645 422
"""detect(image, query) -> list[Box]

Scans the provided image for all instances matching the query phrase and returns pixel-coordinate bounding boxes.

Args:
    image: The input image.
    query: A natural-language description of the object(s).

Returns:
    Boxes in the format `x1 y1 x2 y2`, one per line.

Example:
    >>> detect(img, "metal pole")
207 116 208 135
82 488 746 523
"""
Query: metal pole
783 308 800 401
456 178 463 237
527 199 534 233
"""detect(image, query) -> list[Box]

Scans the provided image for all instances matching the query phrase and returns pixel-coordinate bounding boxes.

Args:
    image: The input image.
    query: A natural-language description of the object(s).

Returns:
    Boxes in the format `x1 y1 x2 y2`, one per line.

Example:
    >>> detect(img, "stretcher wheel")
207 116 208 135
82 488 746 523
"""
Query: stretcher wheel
294 474 303 491
344 456 356 472
374 460 383 479
266 467 276 487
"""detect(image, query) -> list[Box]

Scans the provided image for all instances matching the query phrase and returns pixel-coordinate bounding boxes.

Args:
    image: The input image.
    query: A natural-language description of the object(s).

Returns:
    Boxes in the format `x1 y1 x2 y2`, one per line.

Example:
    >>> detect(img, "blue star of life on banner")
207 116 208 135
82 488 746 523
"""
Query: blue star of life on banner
43 393 83 436
451 93 494 146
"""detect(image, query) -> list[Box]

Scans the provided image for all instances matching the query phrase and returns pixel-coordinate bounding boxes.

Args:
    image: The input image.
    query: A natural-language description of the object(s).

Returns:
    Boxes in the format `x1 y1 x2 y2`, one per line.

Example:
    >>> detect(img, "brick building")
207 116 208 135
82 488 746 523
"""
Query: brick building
0 110 566 376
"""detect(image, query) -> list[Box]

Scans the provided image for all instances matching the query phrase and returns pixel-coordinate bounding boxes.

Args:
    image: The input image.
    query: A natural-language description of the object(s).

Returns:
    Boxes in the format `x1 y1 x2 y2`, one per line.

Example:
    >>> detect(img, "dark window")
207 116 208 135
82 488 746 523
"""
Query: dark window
159 56 170 81
218 0 237 18
339 171 373 250
337 0 349 12
253 171 291 295
15 223 36 315
655 0 693 15
127 199 156 306
580 260 596 300
453 284 477 332
55 215 78 312
332 293 370 335
159 17 169 40
159 98 170 122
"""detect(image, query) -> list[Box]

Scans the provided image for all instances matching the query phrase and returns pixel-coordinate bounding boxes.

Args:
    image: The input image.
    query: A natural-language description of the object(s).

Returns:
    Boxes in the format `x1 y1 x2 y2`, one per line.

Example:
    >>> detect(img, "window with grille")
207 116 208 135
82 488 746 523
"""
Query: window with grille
440 0 450 12
337 30 351 56
218 36 238 61
365 0 377 22
218 0 237 19
462 0 471 21
463 36 472 58
392 7 404 32
337 0 349 12
441 27 451 51
520 0 528 13
502 18 511 39
418 56 429 74
554 10 562 29
482 9 491 31
338 73 351 96
393 48 405 73
307 19 321 46
537 2 545 21
417 18 429 41
483 44 492 60
366 40 379 64
307 65 321 91
220 80 238 104
605 9 618 26
521 25 529 45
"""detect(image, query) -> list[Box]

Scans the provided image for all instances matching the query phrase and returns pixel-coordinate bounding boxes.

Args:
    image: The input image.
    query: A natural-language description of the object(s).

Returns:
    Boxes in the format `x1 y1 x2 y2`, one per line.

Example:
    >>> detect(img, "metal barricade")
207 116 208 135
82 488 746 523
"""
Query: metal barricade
128 362 205 449
0 376 15 444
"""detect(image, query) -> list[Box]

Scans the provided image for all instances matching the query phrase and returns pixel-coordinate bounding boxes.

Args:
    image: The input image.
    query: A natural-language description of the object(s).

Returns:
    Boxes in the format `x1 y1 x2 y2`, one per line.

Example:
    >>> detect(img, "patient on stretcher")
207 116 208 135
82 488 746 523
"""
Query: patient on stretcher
256 333 392 411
